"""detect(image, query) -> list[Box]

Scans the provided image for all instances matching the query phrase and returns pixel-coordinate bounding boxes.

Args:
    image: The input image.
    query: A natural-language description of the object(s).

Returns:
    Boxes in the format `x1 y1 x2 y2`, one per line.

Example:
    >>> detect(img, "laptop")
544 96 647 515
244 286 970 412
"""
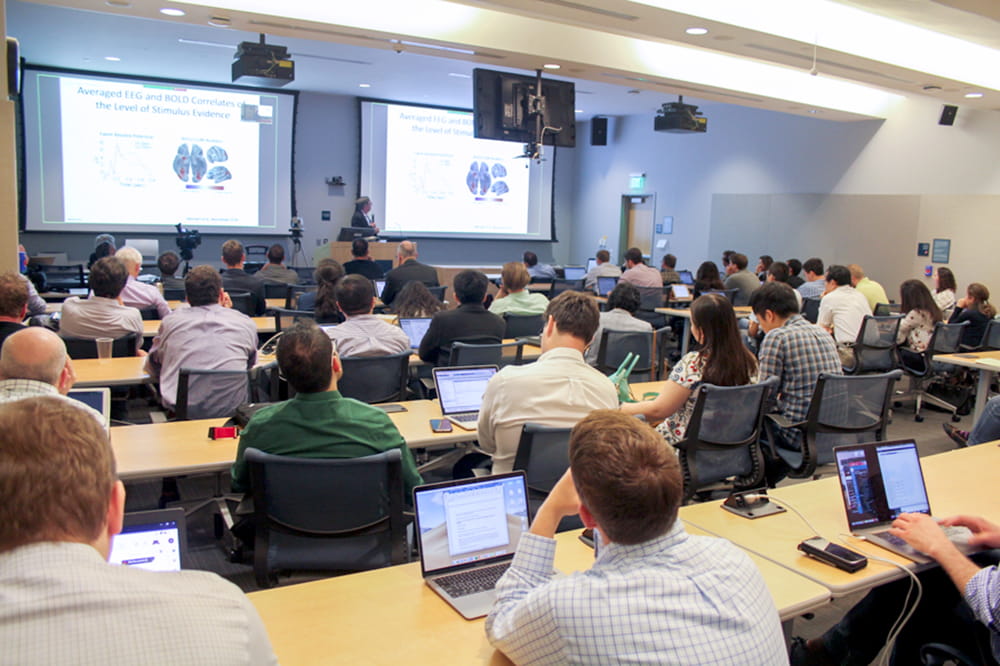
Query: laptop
67 388 111 428
399 317 432 349
596 276 619 297
834 440 974 563
585 258 597 273
562 266 586 280
677 269 695 285
414 472 530 619
670 283 691 299
374 279 386 298
432 365 498 430
108 508 187 572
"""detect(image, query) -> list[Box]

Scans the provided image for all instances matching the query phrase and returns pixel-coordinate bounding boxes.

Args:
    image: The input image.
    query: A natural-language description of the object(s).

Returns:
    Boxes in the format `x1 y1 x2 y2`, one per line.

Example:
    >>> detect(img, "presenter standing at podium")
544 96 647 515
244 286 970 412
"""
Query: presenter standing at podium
350 196 378 235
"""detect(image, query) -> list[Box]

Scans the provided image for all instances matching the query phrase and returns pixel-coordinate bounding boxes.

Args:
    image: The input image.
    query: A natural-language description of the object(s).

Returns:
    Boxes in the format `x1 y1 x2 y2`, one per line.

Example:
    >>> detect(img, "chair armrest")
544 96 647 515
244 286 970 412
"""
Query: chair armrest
765 412 804 429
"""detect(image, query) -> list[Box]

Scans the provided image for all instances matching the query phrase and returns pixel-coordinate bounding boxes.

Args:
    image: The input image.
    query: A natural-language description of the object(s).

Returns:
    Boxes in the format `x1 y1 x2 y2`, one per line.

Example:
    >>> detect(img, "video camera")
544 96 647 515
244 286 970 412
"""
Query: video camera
175 223 202 262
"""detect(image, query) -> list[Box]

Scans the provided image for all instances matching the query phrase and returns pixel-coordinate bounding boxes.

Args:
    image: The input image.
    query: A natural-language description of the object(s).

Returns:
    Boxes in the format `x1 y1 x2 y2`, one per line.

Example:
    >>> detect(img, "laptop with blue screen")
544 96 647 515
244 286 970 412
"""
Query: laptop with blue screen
399 317 432 349
432 365 498 430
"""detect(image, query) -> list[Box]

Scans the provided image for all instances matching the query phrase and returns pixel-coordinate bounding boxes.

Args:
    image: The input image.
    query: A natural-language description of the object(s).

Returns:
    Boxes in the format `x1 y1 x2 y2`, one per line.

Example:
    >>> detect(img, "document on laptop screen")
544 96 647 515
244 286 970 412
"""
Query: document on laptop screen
876 444 930 515
445 483 508 557
438 370 493 413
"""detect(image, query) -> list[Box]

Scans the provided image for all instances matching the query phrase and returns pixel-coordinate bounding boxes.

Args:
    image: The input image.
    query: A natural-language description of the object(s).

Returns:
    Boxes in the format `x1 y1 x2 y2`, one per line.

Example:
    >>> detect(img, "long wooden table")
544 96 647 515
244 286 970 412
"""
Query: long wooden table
934 350 1000 423
111 400 474 481
47 297 288 314
680 444 1000 596
654 305 752 355
248 528 830 665
143 316 276 338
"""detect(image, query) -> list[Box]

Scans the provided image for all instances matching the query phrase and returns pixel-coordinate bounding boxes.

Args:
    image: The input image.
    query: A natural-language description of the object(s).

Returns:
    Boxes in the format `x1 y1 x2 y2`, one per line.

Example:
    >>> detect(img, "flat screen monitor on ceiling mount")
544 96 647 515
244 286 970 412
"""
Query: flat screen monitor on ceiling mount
472 68 576 149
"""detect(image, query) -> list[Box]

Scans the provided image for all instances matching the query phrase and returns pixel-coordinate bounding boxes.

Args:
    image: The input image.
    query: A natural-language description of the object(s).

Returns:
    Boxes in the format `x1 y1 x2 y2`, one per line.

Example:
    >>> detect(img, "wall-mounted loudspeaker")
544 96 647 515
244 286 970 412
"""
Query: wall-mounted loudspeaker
939 104 958 126
6 38 20 101
591 117 608 146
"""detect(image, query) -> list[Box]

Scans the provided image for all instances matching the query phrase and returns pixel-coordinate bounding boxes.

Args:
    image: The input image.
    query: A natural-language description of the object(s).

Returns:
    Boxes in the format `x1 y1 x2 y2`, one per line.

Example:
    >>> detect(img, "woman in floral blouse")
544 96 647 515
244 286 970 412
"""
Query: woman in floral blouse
621 293 758 444
897 279 943 365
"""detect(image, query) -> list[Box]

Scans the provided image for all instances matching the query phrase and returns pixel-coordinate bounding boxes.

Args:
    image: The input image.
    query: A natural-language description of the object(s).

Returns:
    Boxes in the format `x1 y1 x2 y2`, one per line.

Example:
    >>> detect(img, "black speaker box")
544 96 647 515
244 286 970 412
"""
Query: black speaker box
939 105 958 126
591 117 608 146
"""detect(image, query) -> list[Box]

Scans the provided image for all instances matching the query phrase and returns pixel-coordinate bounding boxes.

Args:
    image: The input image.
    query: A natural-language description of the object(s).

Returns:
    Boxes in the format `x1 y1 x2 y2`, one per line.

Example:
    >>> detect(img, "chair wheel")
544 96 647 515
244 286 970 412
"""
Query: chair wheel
915 414 924 423
952 415 962 422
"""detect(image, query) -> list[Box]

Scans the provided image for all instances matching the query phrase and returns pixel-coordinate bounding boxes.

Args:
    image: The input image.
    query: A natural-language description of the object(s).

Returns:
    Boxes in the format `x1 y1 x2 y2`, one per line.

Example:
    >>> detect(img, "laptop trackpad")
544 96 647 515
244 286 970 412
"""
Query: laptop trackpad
428 581 496 620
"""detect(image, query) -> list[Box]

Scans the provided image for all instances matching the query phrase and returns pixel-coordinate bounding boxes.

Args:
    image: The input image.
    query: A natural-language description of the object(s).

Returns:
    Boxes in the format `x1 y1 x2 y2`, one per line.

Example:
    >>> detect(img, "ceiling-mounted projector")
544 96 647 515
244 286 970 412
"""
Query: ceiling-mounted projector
232 34 294 87
654 96 707 133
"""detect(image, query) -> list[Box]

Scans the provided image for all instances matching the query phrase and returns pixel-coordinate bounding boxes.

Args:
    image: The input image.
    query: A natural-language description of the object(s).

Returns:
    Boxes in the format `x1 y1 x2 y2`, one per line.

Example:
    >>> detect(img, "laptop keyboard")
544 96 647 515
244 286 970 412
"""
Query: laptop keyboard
450 413 478 423
436 562 510 598
873 525 970 551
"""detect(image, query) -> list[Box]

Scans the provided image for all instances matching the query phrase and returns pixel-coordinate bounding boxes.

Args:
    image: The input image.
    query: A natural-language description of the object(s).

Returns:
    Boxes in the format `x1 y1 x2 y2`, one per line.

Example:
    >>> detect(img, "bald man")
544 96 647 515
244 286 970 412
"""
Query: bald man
0 327 103 424
380 240 439 306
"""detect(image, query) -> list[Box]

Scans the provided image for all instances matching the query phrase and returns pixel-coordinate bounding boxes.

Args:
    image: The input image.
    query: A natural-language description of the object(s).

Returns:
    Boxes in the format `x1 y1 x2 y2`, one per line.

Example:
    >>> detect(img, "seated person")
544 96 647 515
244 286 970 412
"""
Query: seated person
296 259 343 322
59 257 144 356
755 255 773 282
392 281 444 319
231 320 421 497
849 263 889 313
817 264 870 365
796 257 826 300
478 292 618 473
944 394 1000 447
486 410 787 664
325 275 409 357
116 246 170 319
381 241 438 307
935 266 958 318
87 233 115 268
693 260 724 298
0 271 28 347
583 249 621 292
622 293 758 444
342 238 384 281
488 262 549 317
660 253 681 285
523 250 556 281
156 251 187 291
723 252 760 305
584 281 652 366
897 279 943 365
0 396 276 663
619 247 661 288
418 270 503 366
220 240 267 316
786 258 805 289
949 282 996 349
255 244 299 285
145 265 257 419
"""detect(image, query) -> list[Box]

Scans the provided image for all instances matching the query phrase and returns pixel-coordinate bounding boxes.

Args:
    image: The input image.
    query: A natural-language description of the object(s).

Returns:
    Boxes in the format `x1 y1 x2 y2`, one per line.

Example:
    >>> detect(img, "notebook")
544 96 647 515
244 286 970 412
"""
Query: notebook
670 284 691 299
834 440 974 563
67 388 111 428
596 276 619 297
108 508 187 572
399 317 432 349
374 280 386 298
432 365 498 430
677 269 694 285
562 266 586 280
414 472 530 619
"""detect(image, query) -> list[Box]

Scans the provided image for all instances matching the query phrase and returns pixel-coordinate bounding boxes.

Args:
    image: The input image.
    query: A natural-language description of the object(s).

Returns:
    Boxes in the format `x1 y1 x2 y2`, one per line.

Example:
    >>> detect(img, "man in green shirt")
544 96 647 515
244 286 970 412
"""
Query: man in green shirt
230 320 422 496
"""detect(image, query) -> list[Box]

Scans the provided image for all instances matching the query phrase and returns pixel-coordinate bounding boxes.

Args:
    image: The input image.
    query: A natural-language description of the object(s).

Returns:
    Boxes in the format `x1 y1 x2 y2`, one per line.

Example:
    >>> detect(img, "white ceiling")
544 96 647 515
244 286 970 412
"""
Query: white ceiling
7 0 1000 121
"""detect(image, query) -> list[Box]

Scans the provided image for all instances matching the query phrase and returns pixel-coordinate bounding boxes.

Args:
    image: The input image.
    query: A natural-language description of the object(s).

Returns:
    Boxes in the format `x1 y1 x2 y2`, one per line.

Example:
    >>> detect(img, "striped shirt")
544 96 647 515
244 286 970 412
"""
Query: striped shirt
486 522 788 665
965 564 1000 662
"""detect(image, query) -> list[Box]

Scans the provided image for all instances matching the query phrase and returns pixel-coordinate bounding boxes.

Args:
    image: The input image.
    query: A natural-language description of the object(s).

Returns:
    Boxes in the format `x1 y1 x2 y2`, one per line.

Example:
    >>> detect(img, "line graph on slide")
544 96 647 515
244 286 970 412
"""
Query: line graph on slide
93 134 157 189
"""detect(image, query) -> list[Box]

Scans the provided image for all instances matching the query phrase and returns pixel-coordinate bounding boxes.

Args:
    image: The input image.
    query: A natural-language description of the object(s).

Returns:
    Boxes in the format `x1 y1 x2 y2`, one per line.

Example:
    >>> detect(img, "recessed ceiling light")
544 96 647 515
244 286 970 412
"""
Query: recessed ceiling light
965 92 984 98
575 109 583 113
159 8 186 17
104 56 121 62
685 27 709 36
448 72 471 79
543 63 561 70
105 0 131 7
208 16 231 27
359 83 371 88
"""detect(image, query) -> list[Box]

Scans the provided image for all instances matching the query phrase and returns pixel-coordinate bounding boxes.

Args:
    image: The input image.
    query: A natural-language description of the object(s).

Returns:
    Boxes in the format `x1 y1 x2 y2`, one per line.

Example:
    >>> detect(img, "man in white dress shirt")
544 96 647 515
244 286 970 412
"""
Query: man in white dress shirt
325 274 410 357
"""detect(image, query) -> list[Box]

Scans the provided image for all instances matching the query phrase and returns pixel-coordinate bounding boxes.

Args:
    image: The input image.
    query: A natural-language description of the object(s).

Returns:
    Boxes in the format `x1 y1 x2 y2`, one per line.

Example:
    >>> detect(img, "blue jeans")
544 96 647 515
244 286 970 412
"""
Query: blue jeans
970 395 1000 446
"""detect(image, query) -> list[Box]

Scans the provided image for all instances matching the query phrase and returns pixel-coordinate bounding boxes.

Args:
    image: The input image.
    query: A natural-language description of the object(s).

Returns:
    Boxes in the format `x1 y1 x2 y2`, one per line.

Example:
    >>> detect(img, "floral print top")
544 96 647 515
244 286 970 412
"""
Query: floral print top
898 309 935 352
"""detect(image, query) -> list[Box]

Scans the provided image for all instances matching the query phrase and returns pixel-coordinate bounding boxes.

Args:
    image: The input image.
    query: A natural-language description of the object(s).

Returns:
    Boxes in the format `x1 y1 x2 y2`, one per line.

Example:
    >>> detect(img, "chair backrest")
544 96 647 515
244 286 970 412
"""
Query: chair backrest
263 281 292 300
338 352 411 403
636 286 665 311
227 290 255 316
512 423 573 496
450 340 524 367
928 321 968 357
676 377 778 502
175 367 252 420
503 313 544 338
979 319 1000 351
595 329 654 381
163 287 186 301
246 447 405 588
42 264 86 288
427 285 447 302
62 332 137 359
272 308 316 333
846 315 902 374
801 297 821 323
292 266 316 285
796 369 903 476
873 302 893 316
244 244 268 258
138 307 160 321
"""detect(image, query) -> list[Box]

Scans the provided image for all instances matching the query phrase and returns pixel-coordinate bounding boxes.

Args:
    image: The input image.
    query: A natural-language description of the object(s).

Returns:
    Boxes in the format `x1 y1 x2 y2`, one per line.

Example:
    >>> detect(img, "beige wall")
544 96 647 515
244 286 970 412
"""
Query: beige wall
0 4 17 272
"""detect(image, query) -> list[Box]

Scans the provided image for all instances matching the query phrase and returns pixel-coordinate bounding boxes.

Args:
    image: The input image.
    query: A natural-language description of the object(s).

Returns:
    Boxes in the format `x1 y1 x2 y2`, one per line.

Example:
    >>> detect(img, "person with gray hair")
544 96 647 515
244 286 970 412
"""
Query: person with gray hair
381 240 439 306
0 327 103 424
116 246 170 318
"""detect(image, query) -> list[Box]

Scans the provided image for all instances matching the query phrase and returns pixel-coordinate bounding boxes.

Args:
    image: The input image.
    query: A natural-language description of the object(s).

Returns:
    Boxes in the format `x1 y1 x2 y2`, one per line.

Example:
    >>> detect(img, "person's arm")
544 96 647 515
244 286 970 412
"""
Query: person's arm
475 378 500 455
23 276 47 316
132 313 148 357
417 316 441 363
757 336 784 411
230 420 258 494
817 300 834 333
620 379 690 420
897 311 917 344
154 292 172 319
890 513 984 592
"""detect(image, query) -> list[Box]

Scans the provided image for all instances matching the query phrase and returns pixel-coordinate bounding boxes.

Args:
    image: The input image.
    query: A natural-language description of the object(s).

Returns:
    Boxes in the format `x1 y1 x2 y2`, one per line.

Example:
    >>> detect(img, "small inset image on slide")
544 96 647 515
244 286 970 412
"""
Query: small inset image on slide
466 161 509 199
173 143 231 185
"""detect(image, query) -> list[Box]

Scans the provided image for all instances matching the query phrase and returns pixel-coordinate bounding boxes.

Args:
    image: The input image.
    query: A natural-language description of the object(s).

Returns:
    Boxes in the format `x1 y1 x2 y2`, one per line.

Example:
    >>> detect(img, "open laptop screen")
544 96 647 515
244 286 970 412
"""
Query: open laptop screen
586 258 597 273
835 440 930 530
677 270 694 285
399 317 432 349
563 266 586 280
596 276 618 297
414 473 529 574
67 388 110 427
671 284 691 299
374 280 386 298
434 366 498 416
109 508 186 572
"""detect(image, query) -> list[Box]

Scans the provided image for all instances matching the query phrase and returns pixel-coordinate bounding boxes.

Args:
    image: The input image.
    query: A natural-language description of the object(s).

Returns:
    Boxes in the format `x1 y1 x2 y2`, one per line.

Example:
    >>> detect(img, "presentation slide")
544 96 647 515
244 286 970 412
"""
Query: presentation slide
361 100 556 241
22 67 296 235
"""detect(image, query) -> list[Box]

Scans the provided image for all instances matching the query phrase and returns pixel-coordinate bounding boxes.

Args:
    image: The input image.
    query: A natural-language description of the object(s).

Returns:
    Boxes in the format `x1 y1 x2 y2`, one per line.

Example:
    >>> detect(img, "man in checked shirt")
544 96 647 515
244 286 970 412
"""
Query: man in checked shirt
486 410 787 665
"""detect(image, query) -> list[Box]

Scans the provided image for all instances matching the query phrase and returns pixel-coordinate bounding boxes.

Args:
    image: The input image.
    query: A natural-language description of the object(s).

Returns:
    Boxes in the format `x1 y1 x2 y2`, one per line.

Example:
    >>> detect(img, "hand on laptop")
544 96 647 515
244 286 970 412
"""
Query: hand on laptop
890 512 957 559
939 515 1000 549
530 470 580 539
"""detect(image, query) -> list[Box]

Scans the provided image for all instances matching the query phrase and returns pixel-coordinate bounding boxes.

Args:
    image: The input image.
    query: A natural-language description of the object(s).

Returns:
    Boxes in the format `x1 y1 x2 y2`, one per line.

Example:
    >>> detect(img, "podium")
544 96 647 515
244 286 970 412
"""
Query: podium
313 241 400 267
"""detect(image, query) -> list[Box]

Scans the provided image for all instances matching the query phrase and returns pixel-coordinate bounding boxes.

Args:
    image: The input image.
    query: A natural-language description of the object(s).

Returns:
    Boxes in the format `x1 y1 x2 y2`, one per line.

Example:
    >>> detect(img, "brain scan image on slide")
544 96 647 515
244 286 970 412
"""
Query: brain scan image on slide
190 144 207 183
207 145 228 163
466 161 510 198
207 166 232 183
491 163 507 179
173 144 231 184
172 144 189 182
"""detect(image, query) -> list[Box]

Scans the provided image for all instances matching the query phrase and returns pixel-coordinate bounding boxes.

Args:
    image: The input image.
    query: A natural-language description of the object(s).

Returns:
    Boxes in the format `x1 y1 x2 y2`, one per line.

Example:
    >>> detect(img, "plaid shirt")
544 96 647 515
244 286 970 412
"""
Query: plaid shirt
486 522 788 665
966 565 1000 662
758 314 842 449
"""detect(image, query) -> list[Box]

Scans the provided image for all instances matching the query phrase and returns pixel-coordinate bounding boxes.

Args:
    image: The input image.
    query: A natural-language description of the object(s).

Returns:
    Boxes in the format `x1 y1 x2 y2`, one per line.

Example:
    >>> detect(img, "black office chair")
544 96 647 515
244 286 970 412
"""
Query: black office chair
40 264 86 290
766 369 903 479
801 297 821 324
227 290 256 316
163 287 186 301
450 340 524 367
292 266 316 285
262 281 292 301
175 367 253 420
897 321 969 422
137 307 160 321
634 286 668 328
873 302 900 316
503 313 544 338
512 423 581 532
675 378 777 502
966 318 1000 352
844 315 902 374
339 352 411 403
703 288 739 304
272 308 316 333
427 285 447 302
246 448 407 588
435 335 503 368
62 332 138 359
594 328 655 382
550 278 584 298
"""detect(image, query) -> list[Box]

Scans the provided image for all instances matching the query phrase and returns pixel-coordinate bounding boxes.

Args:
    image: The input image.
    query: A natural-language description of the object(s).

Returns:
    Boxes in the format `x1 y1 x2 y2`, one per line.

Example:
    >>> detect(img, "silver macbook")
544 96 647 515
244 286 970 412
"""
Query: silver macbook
67 387 111 428
414 472 530 619
562 266 586 280
834 440 974 563
432 365 498 430
399 317 433 349
670 283 691 299
109 508 187 572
